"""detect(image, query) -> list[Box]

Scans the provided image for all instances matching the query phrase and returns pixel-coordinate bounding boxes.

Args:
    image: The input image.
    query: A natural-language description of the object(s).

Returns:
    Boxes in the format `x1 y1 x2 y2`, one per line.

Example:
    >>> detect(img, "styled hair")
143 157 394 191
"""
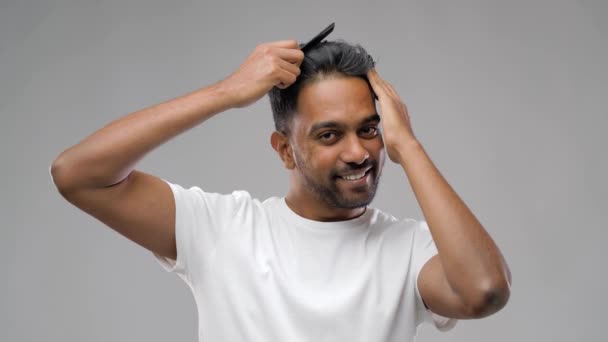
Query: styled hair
268 40 375 134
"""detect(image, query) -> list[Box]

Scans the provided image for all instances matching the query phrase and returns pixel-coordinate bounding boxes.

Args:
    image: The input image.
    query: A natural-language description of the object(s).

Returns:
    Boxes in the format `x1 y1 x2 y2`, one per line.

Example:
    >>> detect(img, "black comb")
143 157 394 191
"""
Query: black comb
301 23 335 53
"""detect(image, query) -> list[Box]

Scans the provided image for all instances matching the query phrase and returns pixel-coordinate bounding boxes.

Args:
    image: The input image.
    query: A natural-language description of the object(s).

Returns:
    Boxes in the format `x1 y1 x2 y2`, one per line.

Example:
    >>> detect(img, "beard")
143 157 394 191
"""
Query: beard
294 152 384 209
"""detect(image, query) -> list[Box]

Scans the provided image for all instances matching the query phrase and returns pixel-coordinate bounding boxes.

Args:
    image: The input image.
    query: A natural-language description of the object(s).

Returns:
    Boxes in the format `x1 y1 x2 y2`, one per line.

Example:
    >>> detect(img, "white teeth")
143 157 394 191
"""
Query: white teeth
341 171 367 181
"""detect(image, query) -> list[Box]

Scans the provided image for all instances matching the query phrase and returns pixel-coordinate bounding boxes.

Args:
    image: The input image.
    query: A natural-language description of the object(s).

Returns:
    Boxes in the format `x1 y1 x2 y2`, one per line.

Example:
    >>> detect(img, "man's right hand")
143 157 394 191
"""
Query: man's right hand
219 40 304 108
51 39 304 261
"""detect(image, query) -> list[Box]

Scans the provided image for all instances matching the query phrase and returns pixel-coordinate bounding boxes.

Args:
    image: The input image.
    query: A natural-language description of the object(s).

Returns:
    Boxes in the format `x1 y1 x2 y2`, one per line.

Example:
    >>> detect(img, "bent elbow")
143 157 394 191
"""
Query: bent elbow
50 154 79 198
50 156 69 193
465 281 511 318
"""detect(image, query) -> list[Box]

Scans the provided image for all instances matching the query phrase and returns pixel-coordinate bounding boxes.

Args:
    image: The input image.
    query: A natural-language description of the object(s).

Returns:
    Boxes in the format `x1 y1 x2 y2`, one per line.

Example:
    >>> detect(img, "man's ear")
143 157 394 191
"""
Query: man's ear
270 131 296 170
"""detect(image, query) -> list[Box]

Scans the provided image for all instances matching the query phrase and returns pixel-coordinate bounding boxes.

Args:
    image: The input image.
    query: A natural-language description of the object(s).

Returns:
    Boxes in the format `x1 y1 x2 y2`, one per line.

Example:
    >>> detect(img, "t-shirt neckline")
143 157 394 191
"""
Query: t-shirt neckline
277 197 373 230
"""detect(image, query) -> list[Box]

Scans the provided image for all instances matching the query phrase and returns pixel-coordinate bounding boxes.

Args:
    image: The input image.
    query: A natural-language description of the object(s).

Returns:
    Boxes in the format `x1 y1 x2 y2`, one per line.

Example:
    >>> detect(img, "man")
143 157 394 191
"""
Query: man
51 39 511 341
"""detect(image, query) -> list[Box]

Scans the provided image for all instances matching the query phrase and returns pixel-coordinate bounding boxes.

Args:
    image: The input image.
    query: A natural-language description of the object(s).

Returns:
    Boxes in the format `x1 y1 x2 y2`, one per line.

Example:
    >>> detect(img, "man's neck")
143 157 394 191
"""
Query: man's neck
284 191 366 222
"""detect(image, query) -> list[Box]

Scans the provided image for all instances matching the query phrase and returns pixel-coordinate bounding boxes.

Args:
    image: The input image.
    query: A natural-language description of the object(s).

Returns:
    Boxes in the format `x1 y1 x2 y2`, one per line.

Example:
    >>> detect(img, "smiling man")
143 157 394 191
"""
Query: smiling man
51 39 511 342
274 78 384 218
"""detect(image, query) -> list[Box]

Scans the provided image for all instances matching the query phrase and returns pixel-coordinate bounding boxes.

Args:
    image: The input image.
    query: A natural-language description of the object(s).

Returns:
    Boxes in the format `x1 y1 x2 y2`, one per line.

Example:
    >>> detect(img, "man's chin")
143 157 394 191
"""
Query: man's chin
331 191 376 209
331 177 379 208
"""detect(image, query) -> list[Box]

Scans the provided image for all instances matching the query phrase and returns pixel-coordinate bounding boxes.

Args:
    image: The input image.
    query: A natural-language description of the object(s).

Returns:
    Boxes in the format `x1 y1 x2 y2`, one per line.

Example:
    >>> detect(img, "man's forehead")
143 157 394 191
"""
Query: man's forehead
294 76 377 130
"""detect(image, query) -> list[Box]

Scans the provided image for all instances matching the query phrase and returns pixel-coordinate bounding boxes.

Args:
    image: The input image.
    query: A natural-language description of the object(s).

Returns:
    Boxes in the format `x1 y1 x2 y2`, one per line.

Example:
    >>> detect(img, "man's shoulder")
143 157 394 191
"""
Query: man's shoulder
165 180 266 212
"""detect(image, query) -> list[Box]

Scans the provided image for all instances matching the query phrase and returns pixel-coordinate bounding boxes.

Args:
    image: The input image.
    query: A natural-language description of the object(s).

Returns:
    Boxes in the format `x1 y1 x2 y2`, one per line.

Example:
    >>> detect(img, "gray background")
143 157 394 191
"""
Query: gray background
2 0 607 341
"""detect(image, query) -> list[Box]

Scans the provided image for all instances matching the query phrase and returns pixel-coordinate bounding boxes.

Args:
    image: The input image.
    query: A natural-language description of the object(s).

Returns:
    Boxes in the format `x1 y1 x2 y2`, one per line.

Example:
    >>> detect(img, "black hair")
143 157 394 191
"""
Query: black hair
268 40 375 134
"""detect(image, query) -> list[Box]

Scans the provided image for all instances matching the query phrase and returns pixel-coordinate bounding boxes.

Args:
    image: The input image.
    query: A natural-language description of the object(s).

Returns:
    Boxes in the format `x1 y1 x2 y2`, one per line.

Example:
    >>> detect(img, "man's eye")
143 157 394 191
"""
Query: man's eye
319 131 338 142
361 126 379 137
317 131 341 144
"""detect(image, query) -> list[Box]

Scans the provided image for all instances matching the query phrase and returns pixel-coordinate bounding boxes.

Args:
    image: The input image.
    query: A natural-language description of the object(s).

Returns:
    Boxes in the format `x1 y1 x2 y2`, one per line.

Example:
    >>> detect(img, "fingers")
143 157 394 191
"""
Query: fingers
277 58 301 78
368 69 386 94
267 40 304 66
368 69 407 116
256 40 304 67
274 68 298 89
266 39 300 49
272 48 302 88
274 58 302 88
367 69 384 97
276 47 305 66
367 69 399 99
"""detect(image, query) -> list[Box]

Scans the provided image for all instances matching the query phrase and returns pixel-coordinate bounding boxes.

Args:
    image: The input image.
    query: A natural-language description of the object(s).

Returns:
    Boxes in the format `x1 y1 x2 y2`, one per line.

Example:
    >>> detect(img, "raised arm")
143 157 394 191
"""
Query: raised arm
367 69 511 319
50 40 304 260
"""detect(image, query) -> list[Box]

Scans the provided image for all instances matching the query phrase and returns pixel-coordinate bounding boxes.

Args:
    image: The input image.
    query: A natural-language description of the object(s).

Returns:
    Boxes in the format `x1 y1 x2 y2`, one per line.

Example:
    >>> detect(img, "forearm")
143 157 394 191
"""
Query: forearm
51 40 305 193
51 82 234 191
397 139 511 302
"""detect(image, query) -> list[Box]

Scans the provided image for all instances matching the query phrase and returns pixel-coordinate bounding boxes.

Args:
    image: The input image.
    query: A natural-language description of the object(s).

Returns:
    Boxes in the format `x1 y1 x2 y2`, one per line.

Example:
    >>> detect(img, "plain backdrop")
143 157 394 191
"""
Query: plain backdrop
2 0 607 341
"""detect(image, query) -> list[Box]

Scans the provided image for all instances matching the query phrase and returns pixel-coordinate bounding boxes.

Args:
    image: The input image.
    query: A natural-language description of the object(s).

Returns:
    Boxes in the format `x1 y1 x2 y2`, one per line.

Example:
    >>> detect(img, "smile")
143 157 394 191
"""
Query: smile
339 167 371 181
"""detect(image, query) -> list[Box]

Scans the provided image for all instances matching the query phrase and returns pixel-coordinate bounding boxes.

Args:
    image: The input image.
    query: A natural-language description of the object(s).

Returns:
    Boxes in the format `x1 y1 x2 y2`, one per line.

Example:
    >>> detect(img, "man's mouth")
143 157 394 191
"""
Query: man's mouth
337 167 372 181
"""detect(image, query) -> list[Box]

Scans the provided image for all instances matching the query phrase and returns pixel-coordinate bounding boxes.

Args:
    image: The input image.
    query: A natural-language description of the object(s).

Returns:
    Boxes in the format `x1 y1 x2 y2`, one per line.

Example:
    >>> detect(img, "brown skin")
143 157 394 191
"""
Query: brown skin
50 40 305 260
271 75 385 221
273 72 511 319
367 69 512 318
51 37 510 321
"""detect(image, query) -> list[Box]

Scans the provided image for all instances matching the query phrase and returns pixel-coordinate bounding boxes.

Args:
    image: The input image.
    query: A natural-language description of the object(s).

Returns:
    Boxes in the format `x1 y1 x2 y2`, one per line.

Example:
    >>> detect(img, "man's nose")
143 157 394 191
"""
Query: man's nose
340 135 369 165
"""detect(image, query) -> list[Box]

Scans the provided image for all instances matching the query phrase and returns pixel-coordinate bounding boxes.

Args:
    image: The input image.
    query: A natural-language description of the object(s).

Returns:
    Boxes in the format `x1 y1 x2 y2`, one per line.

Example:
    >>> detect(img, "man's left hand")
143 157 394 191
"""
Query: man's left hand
367 68 416 163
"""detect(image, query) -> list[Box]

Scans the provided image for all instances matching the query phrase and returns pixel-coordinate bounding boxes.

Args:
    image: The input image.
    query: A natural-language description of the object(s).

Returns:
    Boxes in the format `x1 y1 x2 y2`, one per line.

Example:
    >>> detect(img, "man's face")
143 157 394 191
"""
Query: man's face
289 75 385 209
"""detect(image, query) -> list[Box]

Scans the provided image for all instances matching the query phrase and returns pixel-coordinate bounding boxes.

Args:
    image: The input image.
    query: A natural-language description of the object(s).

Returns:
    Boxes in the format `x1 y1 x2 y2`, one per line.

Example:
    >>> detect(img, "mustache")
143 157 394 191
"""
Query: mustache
334 160 376 175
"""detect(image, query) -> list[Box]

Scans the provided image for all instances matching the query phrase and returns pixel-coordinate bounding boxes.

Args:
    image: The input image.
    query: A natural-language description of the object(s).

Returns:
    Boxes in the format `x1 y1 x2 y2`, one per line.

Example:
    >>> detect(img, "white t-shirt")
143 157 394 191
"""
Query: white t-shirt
155 181 456 342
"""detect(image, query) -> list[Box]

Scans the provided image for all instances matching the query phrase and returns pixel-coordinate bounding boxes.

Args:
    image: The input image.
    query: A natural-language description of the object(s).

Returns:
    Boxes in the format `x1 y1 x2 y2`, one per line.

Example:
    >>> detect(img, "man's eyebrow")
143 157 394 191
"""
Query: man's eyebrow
361 114 381 125
308 114 381 135
309 121 345 135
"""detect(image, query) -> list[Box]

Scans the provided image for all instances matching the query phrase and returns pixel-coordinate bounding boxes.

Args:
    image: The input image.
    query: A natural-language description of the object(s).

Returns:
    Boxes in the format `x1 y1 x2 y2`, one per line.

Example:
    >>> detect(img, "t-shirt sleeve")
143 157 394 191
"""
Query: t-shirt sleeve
411 220 458 332
152 180 250 284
